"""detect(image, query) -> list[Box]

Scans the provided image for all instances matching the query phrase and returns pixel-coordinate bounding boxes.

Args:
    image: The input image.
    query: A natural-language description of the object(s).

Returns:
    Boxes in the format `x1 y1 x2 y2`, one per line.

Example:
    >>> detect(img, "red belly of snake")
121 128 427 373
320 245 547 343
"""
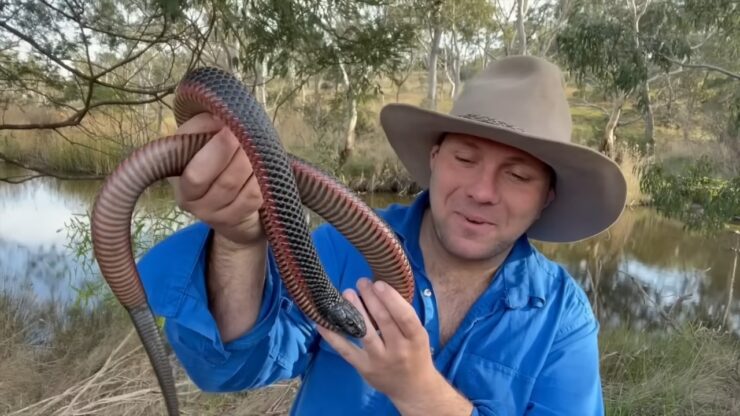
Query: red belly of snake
90 67 414 415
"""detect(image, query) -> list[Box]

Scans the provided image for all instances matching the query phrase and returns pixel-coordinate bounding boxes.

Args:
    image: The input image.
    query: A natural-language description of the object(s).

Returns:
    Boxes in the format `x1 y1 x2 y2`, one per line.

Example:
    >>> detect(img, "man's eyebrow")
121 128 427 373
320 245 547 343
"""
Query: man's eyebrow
503 156 530 163
453 139 480 150
502 155 546 170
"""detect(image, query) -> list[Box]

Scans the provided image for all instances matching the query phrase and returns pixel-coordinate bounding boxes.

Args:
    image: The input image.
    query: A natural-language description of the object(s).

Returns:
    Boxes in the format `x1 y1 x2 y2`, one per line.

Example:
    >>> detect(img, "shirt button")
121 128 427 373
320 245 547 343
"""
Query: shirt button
423 288 433 297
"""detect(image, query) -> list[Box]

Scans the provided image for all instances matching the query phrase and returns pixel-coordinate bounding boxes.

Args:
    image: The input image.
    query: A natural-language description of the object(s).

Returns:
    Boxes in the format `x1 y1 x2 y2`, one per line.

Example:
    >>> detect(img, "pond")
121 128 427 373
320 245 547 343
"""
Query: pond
1 162 738 337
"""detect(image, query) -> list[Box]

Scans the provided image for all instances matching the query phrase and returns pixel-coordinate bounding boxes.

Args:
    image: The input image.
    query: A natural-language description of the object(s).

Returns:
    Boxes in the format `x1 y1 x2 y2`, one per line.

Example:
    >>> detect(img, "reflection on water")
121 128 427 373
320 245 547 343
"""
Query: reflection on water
0 163 177 306
1 162 738 335
536 208 740 335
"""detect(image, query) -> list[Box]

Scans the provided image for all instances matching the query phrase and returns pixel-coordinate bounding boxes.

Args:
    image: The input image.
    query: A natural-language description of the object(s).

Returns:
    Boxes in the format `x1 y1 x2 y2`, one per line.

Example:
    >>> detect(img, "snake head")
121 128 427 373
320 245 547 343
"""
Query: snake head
325 299 366 338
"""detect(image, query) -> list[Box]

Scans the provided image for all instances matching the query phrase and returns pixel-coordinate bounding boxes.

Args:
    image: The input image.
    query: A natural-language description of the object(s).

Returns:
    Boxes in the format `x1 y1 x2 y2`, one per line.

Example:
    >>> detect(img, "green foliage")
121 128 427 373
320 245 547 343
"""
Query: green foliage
220 0 416 99
558 16 646 94
63 203 193 306
639 157 740 233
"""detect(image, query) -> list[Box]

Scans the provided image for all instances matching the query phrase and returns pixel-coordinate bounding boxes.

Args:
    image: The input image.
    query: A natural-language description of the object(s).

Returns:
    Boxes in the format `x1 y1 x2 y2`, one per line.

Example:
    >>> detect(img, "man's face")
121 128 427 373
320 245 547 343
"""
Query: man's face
427 133 555 261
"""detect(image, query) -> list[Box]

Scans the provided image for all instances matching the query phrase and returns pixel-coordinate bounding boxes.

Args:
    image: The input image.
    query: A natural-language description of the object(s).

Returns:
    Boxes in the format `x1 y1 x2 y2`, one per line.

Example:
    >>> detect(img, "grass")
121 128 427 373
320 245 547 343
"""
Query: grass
1 291 738 415
601 324 740 415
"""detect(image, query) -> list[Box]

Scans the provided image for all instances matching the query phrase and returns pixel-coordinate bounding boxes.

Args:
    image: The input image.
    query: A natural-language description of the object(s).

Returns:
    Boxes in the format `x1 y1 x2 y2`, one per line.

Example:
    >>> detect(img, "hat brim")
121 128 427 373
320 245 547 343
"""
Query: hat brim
379 103 627 243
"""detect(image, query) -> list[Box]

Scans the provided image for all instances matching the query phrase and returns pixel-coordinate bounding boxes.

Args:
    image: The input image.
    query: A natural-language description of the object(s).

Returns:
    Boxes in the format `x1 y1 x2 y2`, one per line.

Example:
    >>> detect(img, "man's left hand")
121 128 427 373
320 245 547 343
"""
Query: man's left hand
317 278 473 415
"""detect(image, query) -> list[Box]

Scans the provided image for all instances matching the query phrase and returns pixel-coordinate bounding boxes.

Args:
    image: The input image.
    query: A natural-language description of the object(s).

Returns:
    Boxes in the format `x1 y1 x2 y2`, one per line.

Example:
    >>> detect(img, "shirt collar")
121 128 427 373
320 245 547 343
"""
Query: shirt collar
381 189 548 309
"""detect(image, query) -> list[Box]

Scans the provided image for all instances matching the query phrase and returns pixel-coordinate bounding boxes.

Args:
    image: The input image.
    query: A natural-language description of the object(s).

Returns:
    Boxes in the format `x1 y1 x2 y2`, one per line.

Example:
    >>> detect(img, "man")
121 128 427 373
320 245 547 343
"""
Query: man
138 56 626 415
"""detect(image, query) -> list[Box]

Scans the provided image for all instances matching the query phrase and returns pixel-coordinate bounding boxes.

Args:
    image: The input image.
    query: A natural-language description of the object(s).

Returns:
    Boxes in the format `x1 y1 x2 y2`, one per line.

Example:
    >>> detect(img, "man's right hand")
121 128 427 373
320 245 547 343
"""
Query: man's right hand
169 112 265 246
168 112 270 342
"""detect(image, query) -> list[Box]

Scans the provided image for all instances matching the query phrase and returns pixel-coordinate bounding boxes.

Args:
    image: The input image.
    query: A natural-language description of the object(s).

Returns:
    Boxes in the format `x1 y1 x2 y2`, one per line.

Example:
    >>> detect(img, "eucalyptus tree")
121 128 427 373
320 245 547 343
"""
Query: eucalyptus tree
556 0 739 159
0 0 208 131
213 0 416 166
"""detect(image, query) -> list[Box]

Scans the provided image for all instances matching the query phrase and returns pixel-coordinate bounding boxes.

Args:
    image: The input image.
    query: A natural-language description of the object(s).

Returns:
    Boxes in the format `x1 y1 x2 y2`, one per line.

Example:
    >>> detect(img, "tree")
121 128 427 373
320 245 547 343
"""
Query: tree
219 0 416 167
441 0 496 99
556 0 739 159
0 0 209 131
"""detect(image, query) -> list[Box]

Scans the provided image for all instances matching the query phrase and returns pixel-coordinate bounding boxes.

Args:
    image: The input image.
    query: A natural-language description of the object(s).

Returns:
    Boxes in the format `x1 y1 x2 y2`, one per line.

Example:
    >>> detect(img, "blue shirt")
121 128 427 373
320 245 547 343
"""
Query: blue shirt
138 190 604 416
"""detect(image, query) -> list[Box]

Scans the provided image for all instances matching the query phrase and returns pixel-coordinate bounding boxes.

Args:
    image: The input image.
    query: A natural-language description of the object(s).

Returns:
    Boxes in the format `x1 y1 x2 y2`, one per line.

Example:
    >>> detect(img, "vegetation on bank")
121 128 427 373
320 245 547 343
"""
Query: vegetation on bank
2 197 738 414
1 291 738 415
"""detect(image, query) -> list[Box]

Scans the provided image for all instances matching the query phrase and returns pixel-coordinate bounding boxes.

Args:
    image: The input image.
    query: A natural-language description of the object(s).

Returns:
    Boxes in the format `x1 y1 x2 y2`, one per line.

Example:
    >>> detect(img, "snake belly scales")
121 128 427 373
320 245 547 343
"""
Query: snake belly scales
90 67 415 415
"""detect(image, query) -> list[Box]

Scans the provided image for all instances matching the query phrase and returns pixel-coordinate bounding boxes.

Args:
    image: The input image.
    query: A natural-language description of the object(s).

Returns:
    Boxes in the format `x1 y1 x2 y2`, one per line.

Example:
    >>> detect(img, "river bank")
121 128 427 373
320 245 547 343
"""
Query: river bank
1 291 737 415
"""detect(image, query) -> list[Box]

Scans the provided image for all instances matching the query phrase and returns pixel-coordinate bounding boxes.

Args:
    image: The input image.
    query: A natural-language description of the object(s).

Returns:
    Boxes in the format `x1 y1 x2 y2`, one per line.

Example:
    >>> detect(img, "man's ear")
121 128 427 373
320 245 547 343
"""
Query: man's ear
543 189 555 209
429 144 441 167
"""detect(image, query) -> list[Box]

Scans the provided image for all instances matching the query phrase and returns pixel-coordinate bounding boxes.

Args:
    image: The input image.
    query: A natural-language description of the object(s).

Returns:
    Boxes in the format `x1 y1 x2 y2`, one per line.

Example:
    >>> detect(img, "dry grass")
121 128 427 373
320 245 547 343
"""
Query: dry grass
3 292 738 415
601 324 740 415
4 328 299 416
0 293 298 416
1 71 732 198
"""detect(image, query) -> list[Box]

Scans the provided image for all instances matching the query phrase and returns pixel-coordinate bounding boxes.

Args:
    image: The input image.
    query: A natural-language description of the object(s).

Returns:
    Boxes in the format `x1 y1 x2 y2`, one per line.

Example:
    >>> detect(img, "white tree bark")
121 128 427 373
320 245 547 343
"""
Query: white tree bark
427 24 442 109
516 0 528 55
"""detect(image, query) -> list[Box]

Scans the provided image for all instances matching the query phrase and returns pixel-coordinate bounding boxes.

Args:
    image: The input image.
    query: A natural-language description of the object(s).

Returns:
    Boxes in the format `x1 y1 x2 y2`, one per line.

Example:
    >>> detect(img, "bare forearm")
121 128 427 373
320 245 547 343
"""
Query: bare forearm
390 372 473 416
207 232 268 342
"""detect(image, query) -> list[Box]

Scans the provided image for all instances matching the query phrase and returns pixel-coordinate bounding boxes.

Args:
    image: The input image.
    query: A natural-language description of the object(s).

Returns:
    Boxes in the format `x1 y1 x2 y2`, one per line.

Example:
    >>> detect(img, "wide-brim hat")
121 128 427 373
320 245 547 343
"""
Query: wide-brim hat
379 55 626 243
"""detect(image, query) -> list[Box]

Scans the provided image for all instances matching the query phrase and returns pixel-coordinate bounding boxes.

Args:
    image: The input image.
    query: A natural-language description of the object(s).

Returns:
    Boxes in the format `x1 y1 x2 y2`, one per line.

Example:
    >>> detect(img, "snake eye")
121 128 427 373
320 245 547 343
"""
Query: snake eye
326 301 366 338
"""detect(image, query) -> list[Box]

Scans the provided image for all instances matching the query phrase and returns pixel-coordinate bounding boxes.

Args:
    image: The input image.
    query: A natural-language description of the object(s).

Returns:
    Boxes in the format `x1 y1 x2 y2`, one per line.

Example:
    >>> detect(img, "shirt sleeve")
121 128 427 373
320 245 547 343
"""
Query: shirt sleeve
136 221 344 393
524 283 605 416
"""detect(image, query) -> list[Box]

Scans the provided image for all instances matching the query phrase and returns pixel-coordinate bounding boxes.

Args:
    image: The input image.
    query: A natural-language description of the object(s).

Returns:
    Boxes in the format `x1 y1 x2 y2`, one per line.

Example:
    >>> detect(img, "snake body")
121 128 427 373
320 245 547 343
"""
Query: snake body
90 67 414 415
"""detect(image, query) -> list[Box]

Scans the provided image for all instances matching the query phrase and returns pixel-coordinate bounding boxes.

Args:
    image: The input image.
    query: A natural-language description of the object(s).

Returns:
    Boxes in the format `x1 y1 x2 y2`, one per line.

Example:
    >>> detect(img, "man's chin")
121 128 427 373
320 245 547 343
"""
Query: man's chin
442 237 515 262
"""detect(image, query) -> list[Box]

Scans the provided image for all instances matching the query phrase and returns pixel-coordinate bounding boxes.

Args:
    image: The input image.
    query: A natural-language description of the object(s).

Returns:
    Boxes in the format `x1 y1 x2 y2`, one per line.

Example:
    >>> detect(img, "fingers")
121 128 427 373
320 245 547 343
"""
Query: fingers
191 145 253 214
343 287 385 355
175 112 224 135
179 127 242 202
168 112 265 245
373 280 425 342
316 324 366 369
356 278 405 349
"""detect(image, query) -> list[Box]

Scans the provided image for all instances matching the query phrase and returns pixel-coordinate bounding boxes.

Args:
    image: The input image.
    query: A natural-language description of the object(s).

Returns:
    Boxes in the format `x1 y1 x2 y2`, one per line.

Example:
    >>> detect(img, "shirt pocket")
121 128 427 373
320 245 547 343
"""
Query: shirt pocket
450 352 535 416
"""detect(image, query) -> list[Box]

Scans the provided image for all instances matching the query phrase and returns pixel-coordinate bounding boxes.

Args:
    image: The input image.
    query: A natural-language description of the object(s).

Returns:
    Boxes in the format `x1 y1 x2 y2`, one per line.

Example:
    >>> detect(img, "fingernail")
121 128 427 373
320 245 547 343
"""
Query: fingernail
374 280 386 292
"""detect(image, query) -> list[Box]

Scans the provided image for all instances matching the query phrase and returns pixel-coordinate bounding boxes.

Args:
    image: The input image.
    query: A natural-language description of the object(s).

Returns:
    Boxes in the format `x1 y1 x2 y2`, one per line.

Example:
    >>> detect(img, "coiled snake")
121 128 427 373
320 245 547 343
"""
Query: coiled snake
90 67 415 415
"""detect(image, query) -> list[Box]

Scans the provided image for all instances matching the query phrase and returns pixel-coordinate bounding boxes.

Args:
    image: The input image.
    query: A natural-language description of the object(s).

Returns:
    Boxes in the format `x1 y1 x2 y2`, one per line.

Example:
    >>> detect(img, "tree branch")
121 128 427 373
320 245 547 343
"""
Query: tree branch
0 151 106 183
663 56 740 81
0 91 173 130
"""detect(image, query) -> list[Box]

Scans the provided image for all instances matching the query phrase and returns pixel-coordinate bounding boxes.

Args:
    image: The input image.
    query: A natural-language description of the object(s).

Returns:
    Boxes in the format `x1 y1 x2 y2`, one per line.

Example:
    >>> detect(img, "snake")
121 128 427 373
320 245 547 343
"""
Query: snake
90 66 415 415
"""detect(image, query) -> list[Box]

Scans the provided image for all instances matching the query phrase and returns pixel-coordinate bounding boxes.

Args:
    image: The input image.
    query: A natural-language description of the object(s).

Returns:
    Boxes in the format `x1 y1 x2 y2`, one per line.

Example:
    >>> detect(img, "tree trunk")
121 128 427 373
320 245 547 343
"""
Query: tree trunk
643 81 655 146
448 22 462 99
427 24 442 110
629 0 653 146
452 56 461 99
340 93 357 166
338 62 356 166
313 75 322 125
255 58 268 105
516 0 528 55
722 238 738 327
602 95 625 158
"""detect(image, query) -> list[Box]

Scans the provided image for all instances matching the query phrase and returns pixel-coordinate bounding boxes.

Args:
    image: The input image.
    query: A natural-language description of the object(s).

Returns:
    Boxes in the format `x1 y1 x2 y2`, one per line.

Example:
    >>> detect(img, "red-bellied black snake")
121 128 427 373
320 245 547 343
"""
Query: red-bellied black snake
90 67 415 415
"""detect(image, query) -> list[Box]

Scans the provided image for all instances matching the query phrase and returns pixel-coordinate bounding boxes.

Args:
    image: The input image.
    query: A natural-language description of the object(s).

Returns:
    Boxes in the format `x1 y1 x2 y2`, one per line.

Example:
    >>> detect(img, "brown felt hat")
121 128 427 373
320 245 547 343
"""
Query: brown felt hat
380 55 626 243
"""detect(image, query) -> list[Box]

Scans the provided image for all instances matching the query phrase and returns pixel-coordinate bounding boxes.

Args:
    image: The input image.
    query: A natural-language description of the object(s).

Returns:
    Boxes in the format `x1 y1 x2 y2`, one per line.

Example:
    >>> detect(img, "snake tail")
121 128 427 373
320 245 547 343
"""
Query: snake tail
91 133 211 416
130 305 178 415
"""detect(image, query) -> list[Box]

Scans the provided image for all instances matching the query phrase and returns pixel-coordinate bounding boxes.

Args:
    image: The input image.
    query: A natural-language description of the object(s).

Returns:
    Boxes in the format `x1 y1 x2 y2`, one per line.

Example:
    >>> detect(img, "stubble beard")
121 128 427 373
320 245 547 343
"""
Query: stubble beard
432 214 516 264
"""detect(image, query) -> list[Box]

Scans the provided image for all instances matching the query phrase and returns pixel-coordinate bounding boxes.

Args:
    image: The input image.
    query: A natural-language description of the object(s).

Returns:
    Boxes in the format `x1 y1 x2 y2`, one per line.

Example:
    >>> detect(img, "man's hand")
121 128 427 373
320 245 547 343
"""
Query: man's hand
317 278 473 416
169 112 265 246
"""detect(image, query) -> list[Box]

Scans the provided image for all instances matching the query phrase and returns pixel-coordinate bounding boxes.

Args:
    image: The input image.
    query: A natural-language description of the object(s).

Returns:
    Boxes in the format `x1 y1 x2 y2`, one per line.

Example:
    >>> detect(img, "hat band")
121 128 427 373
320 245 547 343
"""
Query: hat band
459 113 525 133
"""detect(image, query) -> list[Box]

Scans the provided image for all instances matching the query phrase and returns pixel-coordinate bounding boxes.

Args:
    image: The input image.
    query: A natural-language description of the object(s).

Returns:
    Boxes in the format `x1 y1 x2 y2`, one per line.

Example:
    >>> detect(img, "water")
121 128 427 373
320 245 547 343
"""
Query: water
1 162 738 336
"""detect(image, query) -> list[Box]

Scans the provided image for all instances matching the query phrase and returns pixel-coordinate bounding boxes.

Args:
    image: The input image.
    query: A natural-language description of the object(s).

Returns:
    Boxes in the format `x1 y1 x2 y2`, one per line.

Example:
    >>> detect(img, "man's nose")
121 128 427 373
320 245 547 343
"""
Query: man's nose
466 172 501 205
